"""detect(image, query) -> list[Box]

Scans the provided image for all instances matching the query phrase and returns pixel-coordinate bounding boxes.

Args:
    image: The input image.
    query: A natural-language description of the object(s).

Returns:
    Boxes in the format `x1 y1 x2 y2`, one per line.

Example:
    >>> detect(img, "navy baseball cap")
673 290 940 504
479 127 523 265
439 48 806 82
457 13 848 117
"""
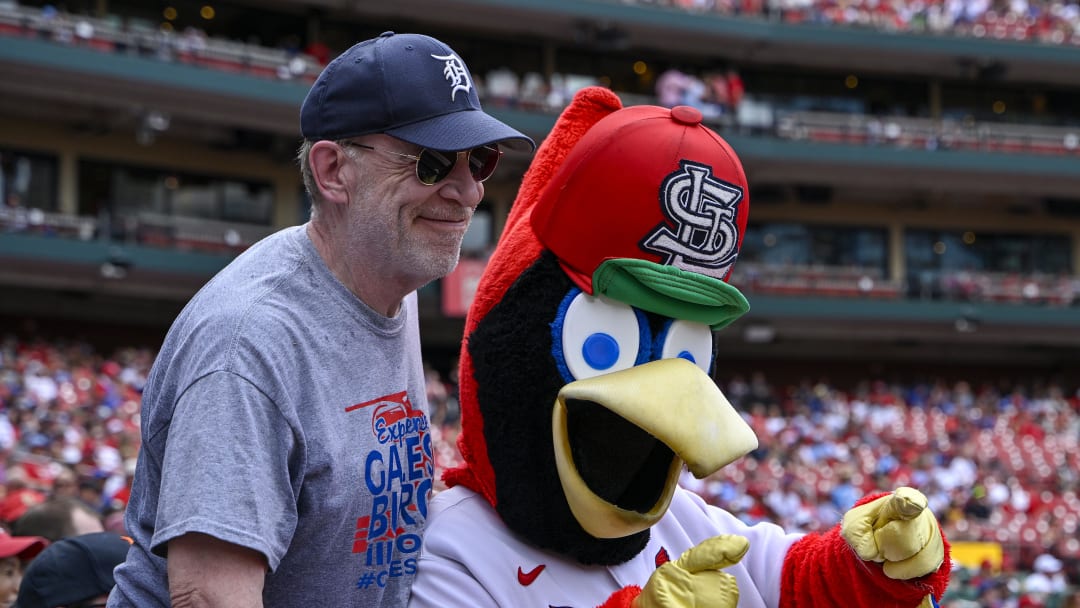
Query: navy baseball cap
16 532 132 608
300 32 535 152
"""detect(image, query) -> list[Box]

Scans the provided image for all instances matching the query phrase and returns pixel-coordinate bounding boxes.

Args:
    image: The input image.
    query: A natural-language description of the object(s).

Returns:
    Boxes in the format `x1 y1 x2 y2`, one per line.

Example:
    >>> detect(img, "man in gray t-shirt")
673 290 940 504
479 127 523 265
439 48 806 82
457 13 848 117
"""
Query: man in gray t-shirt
108 31 533 607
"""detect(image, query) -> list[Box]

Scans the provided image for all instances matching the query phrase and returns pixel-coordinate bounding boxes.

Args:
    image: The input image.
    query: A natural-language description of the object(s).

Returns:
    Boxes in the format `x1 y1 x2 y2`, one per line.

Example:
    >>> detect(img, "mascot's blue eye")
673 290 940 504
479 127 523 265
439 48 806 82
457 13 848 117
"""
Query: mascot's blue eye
655 319 713 375
552 289 649 382
582 333 620 370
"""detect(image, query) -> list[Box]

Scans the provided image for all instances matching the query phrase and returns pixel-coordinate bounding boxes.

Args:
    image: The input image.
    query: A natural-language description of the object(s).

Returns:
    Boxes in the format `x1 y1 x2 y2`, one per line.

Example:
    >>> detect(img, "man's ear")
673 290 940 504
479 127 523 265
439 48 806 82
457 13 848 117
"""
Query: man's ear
308 141 353 205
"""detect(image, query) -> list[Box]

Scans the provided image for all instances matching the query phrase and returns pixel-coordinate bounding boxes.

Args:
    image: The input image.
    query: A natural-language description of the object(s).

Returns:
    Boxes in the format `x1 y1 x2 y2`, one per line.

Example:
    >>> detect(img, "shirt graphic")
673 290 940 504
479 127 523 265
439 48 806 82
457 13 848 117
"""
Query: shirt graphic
346 391 432 590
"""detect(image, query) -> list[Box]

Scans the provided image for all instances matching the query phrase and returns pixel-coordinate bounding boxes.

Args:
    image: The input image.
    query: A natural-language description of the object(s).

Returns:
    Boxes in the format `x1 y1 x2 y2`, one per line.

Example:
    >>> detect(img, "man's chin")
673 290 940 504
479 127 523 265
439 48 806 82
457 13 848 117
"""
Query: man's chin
406 248 462 286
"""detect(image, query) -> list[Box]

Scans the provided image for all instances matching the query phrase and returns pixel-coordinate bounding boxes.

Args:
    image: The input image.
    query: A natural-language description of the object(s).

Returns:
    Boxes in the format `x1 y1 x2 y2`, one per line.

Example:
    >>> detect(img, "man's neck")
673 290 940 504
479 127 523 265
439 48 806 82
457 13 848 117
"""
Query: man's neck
305 221 406 317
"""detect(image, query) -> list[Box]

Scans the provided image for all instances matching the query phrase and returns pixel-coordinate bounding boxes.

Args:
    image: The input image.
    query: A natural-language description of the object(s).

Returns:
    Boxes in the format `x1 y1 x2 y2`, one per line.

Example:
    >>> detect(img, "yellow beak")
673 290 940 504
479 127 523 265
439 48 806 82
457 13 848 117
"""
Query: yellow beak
552 357 758 539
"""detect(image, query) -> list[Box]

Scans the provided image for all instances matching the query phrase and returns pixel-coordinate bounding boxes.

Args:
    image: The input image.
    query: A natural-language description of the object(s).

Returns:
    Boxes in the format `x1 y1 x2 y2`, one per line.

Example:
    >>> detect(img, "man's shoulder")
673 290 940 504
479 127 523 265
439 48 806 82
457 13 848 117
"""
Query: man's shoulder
175 227 310 333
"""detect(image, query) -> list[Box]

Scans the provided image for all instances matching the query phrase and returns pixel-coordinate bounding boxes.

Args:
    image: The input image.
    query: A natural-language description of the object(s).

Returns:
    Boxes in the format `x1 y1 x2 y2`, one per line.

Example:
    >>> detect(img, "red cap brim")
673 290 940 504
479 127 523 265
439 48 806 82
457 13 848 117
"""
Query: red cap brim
0 534 47 560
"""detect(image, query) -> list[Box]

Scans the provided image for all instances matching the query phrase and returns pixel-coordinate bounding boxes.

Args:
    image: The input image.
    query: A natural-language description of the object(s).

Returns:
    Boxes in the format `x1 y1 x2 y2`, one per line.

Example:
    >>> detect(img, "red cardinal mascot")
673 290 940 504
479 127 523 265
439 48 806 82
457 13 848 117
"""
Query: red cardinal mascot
408 87 950 608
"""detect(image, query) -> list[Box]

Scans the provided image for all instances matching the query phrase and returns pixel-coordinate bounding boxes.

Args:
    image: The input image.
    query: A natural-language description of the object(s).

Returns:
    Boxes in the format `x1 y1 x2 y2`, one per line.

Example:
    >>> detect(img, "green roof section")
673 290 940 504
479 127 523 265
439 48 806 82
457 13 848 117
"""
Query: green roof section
0 35 310 106
0 232 233 276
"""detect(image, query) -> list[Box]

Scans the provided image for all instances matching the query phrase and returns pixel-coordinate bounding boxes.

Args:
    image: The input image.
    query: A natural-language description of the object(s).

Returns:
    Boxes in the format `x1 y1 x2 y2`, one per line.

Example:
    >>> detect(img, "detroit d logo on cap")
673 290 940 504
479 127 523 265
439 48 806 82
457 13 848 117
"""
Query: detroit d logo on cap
642 160 743 279
431 52 472 101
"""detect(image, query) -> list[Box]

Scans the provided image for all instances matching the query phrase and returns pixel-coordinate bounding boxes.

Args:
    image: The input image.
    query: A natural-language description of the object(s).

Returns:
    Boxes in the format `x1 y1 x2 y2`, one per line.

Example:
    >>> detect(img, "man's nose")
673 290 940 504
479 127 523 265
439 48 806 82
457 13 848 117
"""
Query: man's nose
438 151 484 207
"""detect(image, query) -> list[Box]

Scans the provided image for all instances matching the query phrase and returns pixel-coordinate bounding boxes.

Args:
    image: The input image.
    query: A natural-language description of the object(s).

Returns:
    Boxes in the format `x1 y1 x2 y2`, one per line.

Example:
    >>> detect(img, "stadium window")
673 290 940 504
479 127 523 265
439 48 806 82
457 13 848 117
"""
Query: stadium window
741 222 888 276
170 175 218 219
0 147 59 212
904 229 1073 300
78 159 274 237
460 201 493 255
77 160 274 250
905 229 1072 275
222 181 274 224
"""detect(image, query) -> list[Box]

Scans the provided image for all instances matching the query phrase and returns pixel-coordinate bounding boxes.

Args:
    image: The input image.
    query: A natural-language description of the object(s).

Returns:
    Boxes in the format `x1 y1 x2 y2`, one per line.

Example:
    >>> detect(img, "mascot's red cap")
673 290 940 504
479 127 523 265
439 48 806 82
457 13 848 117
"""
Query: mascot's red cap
531 104 750 329
444 89 750 505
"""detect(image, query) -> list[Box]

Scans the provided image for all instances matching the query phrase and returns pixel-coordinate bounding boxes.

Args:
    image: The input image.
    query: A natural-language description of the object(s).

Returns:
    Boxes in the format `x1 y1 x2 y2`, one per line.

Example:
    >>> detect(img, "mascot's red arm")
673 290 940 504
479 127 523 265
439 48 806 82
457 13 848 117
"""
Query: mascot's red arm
778 492 951 608
597 492 950 608
597 586 644 608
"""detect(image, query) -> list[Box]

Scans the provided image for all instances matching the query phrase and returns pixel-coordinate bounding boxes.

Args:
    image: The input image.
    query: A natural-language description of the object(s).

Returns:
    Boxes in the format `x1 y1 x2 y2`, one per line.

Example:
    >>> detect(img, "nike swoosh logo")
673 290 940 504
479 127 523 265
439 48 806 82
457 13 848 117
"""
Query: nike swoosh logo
517 564 546 586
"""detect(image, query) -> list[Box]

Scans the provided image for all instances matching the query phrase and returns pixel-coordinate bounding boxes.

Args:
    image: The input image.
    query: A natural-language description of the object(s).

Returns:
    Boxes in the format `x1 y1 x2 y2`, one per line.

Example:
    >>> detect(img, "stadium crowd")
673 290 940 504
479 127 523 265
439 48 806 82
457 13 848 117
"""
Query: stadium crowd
2 333 1079 605
619 0 1080 46
409 353 1080 605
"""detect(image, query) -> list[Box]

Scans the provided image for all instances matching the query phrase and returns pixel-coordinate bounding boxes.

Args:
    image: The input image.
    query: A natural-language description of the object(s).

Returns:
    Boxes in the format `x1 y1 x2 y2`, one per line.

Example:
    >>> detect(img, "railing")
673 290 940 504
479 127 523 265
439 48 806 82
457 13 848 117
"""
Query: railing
916 270 1079 306
729 262 1080 306
4 206 1076 306
0 206 272 255
729 262 904 299
0 2 322 82
774 110 1080 156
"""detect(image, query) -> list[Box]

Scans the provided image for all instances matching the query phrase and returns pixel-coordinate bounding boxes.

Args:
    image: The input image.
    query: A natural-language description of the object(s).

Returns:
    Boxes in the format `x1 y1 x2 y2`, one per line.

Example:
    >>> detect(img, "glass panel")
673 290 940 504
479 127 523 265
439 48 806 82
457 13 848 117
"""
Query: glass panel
222 181 274 224
743 222 888 275
0 147 58 212
903 228 1074 302
904 229 1073 274
170 175 218 220
78 159 273 226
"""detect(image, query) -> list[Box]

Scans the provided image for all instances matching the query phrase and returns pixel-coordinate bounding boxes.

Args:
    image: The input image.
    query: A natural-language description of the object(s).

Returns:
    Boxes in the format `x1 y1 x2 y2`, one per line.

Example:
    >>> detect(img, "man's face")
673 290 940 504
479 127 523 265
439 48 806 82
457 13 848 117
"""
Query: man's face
345 135 484 288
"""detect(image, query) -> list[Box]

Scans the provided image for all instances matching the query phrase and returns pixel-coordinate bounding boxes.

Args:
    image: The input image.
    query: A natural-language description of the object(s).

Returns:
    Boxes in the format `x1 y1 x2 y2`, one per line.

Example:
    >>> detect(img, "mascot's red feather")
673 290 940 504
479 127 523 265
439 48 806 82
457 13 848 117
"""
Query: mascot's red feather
410 87 950 608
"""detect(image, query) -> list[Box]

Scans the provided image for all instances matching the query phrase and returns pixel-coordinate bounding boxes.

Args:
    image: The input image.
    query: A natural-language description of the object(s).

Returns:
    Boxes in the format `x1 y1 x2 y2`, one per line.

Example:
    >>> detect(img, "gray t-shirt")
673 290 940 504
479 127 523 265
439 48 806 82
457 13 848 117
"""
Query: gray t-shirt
109 225 432 607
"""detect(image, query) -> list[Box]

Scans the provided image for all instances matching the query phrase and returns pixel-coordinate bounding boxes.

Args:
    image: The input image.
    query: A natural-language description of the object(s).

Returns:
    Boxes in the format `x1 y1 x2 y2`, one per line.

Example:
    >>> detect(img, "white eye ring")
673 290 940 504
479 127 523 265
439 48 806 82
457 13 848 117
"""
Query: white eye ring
557 290 645 382
656 319 713 374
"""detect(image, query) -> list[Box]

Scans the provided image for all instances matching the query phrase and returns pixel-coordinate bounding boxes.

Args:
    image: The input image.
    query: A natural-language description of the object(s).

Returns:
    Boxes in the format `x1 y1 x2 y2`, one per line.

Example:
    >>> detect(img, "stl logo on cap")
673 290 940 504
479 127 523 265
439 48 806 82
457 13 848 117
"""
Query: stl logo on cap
642 160 744 280
431 52 472 101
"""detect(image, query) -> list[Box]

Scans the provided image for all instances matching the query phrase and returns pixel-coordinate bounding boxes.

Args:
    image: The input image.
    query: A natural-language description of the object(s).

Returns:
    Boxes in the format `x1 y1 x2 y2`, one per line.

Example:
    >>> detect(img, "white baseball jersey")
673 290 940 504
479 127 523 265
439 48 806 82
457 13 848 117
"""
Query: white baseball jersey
409 485 803 608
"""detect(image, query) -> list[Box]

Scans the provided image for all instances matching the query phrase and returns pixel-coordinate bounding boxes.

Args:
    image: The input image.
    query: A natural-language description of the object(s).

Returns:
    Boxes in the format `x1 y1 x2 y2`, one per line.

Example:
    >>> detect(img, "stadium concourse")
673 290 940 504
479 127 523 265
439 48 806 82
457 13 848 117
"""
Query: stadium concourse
3 335 1076 605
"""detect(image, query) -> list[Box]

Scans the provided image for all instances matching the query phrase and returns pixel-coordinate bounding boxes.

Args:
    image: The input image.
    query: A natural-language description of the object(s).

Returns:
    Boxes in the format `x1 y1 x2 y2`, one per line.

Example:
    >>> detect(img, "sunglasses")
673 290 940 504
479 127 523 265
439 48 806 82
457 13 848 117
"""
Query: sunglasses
343 142 502 186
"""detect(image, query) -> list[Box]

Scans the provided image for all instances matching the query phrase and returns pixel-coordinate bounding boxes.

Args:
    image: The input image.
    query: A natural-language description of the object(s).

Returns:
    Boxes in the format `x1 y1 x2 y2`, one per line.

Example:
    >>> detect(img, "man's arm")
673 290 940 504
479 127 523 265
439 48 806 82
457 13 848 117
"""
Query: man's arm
168 532 268 608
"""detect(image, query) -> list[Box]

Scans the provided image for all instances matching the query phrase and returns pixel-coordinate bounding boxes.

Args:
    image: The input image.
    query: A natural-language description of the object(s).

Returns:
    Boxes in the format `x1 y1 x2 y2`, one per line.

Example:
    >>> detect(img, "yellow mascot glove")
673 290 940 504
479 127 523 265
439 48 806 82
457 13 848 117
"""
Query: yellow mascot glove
634 534 748 608
840 487 945 580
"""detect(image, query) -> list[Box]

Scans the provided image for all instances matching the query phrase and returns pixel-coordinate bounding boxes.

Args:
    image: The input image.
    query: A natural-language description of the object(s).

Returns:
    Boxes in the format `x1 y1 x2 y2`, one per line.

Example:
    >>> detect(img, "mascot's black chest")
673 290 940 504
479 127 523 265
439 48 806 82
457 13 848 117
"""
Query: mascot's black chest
468 251 653 565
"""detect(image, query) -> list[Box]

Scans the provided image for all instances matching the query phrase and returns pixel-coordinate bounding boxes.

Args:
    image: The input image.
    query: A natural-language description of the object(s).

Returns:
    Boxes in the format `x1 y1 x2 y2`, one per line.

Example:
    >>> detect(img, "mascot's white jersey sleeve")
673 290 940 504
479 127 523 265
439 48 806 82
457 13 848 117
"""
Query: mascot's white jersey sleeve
408 485 803 608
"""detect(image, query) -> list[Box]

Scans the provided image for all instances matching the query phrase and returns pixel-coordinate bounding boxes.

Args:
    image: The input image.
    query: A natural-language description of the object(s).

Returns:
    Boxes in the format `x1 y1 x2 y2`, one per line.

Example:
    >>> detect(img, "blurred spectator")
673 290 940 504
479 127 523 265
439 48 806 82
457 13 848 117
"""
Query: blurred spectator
11 498 104 543
829 469 861 512
485 68 521 106
76 479 104 514
1025 553 1069 594
45 468 76 501
655 68 696 108
0 531 47 608
0 471 45 528
304 39 331 65
725 68 745 114
425 364 450 427
16 531 131 608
